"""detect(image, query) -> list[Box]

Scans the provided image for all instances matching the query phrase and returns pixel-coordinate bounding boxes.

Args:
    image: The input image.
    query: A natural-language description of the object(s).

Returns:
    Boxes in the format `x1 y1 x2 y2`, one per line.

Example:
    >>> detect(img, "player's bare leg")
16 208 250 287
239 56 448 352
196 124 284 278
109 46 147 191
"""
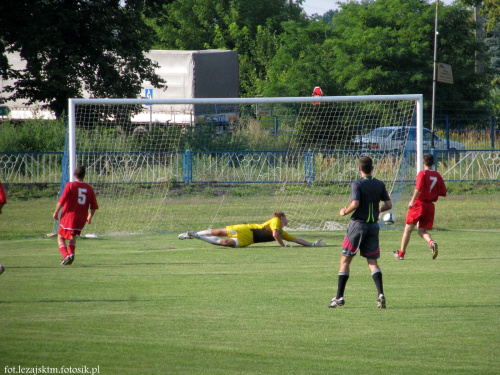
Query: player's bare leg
219 238 237 247
394 223 414 260
418 228 438 259
58 234 70 265
210 228 228 237
67 235 76 264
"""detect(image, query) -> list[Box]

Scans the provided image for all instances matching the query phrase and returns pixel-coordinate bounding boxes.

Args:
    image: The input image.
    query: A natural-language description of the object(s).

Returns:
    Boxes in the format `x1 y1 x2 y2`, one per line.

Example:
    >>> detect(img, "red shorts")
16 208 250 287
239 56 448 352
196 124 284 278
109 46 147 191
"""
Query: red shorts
58 227 82 240
405 201 435 230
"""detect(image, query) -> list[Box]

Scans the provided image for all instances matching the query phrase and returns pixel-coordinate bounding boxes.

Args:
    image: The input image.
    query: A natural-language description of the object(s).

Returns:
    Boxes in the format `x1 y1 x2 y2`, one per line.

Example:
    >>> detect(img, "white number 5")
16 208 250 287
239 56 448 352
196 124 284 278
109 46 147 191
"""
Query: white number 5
429 176 437 192
78 188 87 205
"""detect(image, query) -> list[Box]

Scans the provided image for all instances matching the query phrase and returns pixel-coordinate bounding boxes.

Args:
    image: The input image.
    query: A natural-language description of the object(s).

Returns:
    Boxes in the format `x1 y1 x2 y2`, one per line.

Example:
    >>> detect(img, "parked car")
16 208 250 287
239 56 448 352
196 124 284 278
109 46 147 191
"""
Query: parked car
351 126 465 151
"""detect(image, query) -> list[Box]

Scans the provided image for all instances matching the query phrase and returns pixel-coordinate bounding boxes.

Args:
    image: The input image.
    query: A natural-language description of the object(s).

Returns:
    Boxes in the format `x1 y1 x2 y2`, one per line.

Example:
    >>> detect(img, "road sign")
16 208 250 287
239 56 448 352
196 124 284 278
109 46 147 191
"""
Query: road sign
145 88 153 106
437 63 454 84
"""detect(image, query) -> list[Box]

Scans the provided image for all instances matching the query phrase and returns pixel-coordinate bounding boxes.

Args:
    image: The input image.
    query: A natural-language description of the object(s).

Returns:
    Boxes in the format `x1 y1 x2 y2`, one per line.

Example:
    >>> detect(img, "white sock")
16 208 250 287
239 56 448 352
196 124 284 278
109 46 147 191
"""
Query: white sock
198 235 221 245
197 229 212 236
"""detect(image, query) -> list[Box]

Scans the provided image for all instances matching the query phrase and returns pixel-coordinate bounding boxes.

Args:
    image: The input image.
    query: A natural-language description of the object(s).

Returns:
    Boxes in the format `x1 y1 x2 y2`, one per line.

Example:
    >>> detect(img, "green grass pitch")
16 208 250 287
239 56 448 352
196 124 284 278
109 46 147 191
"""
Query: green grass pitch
1 226 499 374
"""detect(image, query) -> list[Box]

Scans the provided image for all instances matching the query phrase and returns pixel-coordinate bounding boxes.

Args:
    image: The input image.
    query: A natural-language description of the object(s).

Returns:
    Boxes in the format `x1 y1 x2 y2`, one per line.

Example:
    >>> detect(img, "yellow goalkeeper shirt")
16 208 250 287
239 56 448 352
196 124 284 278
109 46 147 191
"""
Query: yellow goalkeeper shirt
249 217 296 243
226 217 296 247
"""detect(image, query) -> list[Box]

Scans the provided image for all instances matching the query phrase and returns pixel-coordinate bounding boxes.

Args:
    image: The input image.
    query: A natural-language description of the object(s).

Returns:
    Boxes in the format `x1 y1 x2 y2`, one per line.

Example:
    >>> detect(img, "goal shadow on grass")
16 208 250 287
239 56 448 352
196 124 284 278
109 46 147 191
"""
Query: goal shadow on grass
0 298 158 304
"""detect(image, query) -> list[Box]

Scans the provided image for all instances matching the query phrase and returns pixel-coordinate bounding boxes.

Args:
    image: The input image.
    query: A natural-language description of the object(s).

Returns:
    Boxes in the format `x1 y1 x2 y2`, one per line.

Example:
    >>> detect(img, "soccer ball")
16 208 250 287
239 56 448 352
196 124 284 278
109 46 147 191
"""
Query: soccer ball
382 212 395 225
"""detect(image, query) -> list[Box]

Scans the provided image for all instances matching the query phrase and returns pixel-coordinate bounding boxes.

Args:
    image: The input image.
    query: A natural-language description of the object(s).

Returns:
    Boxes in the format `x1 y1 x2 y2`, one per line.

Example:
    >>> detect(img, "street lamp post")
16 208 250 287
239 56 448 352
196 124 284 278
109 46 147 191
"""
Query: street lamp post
430 0 439 155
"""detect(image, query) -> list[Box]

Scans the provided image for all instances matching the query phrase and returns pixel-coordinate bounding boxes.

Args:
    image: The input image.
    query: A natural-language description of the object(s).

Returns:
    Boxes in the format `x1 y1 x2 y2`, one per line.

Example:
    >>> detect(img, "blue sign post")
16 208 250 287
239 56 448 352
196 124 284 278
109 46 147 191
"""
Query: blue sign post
145 89 153 130
145 89 153 105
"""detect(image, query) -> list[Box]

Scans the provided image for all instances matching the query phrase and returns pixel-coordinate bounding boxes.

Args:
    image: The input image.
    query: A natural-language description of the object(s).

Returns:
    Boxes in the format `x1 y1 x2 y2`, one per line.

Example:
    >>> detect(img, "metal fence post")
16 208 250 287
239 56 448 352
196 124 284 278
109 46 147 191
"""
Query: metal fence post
184 150 192 186
306 149 313 186
274 116 279 140
491 116 495 149
445 115 450 150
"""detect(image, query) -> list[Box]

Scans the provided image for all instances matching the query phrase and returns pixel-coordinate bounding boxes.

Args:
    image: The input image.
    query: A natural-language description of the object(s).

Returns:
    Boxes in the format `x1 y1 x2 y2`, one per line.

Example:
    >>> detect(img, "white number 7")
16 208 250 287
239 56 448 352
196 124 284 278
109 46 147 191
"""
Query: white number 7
429 176 437 192
78 188 87 205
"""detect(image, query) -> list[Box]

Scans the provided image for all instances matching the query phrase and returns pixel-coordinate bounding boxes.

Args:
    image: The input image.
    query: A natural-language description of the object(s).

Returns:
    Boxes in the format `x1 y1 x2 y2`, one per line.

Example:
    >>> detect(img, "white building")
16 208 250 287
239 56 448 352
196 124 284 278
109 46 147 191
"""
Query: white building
0 50 239 122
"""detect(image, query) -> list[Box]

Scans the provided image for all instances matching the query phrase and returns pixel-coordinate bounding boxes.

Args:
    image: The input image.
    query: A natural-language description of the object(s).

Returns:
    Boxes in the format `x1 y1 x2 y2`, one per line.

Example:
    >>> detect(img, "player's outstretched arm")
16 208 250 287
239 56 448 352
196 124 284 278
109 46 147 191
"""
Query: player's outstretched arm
379 200 393 213
292 238 327 247
272 230 288 247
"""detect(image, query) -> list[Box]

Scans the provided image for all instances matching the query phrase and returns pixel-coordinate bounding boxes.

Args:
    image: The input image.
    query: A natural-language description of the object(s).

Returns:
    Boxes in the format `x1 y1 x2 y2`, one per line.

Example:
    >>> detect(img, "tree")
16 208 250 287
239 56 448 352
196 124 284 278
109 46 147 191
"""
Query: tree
257 20 335 97
459 0 499 31
0 0 165 118
326 0 490 110
145 0 306 96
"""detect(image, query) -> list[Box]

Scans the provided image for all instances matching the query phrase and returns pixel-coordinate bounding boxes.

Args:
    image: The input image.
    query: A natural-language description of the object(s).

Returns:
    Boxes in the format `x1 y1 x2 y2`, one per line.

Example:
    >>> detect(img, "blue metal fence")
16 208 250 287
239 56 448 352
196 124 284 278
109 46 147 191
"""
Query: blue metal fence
1 148 499 185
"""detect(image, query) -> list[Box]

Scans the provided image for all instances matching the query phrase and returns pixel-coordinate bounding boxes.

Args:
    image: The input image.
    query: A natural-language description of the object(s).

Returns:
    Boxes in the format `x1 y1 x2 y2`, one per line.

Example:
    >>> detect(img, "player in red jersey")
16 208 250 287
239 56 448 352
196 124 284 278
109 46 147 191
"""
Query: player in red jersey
393 154 446 260
53 166 99 266
0 181 6 275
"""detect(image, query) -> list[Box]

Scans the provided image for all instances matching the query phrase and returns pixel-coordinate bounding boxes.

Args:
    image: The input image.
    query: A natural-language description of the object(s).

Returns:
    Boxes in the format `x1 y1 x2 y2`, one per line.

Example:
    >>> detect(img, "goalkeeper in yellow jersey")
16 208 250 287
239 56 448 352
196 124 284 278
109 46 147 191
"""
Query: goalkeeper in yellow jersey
178 212 326 248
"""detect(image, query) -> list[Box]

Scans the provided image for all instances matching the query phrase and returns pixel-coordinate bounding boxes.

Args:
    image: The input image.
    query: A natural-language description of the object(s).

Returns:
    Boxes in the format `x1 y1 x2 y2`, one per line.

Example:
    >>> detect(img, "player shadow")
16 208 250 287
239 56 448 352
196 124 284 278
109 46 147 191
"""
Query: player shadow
324 303 500 310
78 262 171 267
453 257 500 261
390 304 500 309
0 298 156 304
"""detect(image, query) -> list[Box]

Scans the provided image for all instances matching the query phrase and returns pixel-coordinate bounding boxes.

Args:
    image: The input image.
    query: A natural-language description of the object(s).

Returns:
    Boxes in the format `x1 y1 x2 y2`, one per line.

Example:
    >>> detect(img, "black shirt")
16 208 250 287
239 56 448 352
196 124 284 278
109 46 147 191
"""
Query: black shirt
349 176 390 223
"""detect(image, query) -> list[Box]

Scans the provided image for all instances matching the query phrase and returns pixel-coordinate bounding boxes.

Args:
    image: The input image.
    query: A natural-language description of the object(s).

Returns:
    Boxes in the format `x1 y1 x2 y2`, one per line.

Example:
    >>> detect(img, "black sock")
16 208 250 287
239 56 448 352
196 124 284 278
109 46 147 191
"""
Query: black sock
337 272 349 299
372 269 384 296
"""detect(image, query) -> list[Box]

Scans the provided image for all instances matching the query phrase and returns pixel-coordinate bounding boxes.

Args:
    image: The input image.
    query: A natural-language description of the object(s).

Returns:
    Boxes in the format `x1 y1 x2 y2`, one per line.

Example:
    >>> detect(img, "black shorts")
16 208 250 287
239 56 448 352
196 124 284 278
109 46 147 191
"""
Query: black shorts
341 221 380 259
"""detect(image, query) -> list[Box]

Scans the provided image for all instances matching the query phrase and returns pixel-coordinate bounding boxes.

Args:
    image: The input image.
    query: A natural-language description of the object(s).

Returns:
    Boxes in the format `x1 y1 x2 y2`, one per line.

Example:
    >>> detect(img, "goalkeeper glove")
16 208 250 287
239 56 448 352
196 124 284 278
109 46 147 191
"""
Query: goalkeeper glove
313 239 327 247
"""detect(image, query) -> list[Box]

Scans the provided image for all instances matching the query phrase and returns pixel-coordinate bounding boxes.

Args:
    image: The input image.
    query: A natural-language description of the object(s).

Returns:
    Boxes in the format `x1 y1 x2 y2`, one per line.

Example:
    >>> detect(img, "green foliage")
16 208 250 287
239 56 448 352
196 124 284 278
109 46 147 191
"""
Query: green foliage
328 0 489 103
146 0 304 50
75 124 184 153
0 119 66 152
0 0 165 118
2 184 59 200
231 117 290 151
258 20 335 97
446 181 500 195
459 0 499 31
130 125 184 152
256 0 492 115
182 122 246 151
145 0 307 96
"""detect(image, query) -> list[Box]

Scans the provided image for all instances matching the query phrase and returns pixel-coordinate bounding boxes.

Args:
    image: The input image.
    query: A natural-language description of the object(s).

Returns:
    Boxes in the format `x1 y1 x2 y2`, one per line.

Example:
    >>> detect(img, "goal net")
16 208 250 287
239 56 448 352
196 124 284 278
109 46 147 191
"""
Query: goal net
64 95 423 235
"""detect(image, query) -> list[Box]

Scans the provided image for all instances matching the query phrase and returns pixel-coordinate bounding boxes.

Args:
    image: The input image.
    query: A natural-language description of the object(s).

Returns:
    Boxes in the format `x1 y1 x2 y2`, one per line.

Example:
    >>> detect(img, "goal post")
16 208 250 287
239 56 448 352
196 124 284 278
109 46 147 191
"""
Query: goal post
66 94 423 235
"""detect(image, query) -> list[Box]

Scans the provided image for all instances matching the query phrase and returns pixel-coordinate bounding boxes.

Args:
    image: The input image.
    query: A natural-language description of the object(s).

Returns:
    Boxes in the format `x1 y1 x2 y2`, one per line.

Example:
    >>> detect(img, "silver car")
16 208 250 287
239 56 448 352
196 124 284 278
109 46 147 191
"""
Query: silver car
352 126 465 151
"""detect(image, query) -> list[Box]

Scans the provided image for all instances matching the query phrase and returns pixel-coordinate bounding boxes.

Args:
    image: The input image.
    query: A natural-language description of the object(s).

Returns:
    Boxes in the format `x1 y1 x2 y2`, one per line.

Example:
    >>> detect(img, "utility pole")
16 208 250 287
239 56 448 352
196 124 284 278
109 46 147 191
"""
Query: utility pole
430 0 439 153
474 4 484 74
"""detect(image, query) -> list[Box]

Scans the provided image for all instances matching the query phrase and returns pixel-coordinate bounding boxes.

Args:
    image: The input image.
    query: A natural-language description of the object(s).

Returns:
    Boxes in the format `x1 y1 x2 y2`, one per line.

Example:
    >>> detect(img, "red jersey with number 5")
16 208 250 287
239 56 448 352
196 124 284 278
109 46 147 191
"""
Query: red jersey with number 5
0 182 6 204
415 170 446 203
59 181 99 231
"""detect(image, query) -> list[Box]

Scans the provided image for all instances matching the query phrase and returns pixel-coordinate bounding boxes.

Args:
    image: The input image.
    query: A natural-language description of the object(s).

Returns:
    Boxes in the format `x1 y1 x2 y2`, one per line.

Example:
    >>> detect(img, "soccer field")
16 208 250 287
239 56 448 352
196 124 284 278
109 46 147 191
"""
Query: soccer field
1 227 499 374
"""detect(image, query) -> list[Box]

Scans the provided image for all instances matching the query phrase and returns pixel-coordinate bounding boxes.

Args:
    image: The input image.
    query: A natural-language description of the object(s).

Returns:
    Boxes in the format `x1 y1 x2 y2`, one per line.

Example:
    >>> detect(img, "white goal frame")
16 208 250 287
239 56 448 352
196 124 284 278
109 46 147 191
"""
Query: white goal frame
67 94 424 182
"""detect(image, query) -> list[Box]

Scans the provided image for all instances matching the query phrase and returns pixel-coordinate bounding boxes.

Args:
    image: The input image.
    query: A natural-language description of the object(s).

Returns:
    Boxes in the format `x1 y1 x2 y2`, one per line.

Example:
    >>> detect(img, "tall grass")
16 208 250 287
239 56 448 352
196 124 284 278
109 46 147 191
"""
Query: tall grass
0 118 66 152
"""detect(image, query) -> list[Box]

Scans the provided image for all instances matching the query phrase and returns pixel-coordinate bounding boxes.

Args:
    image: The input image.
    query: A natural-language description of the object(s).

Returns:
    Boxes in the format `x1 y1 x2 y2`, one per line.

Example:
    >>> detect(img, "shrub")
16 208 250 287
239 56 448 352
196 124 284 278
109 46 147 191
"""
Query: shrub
0 119 66 152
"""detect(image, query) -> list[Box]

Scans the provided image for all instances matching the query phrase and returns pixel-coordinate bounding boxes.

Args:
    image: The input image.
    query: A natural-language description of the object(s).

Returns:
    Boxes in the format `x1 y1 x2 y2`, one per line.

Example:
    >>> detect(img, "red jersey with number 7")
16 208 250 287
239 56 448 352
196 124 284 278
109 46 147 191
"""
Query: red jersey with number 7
58 181 99 231
415 170 446 203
